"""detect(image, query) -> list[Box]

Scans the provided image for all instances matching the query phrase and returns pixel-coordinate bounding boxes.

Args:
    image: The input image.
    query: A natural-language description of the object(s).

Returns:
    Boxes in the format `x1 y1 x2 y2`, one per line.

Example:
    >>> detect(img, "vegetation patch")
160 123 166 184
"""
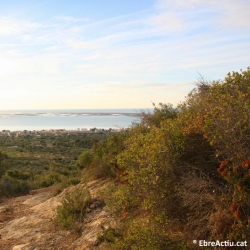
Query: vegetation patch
2 67 250 248
55 186 92 230
0 132 113 198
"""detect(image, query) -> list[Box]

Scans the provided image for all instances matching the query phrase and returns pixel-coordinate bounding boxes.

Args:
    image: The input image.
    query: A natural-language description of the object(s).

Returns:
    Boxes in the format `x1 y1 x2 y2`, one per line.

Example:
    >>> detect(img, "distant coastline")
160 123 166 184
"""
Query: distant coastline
0 109 143 132
0 109 142 117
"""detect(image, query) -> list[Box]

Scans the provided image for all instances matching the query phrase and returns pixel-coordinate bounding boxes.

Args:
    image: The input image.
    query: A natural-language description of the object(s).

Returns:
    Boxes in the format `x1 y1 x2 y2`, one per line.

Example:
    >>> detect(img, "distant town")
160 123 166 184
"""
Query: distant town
0 128 122 137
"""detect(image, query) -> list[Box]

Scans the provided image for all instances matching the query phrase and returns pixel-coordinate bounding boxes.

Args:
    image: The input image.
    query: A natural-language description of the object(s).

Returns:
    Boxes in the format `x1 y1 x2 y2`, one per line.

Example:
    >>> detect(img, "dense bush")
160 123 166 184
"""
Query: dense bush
100 219 175 250
179 68 250 241
77 150 93 170
95 67 250 248
0 151 8 177
79 132 129 179
0 176 30 197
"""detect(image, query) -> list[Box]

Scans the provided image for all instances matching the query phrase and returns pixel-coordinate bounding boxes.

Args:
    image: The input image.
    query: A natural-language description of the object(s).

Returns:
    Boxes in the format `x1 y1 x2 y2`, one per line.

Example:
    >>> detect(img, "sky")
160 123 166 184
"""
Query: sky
0 0 249 109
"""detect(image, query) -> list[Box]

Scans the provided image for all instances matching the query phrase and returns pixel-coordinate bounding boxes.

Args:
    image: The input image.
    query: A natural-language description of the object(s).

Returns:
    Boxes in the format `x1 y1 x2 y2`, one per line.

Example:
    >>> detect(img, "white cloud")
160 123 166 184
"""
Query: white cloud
0 0 249 109
0 52 60 77
218 1 250 29
66 39 104 50
155 0 250 30
55 15 89 23
0 17 41 36
149 11 184 33
155 0 205 11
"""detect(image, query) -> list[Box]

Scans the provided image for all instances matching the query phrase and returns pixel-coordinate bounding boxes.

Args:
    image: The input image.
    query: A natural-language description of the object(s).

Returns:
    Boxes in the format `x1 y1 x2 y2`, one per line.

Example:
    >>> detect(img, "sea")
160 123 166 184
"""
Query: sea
0 109 144 131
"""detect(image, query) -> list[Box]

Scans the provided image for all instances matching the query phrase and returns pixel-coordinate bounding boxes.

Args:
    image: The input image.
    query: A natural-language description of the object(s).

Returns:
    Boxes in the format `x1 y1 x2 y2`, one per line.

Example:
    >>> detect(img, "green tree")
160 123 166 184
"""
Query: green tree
0 151 8 177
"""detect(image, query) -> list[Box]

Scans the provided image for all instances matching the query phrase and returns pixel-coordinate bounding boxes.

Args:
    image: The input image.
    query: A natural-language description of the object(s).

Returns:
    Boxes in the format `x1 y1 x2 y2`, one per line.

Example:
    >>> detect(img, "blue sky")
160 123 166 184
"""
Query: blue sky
0 0 249 109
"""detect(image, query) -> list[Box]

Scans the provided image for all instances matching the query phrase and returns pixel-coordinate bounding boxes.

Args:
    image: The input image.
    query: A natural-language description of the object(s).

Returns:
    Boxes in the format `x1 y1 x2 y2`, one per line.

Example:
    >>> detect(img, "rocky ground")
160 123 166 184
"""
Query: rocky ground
0 179 114 250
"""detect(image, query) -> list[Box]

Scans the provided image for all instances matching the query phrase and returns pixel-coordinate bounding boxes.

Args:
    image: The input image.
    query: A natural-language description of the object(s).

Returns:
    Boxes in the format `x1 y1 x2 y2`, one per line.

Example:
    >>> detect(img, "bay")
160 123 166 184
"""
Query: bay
0 109 142 131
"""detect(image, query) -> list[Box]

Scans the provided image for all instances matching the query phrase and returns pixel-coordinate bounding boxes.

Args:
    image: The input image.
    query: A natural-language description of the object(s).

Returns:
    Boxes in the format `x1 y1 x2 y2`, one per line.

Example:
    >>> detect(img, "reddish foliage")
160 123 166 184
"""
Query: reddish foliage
229 202 238 212
234 210 241 219
221 169 228 176
241 159 250 168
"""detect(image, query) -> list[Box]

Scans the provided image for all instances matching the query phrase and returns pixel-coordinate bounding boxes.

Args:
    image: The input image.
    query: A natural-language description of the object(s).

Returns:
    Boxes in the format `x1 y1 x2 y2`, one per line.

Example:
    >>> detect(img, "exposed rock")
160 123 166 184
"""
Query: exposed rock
0 179 113 250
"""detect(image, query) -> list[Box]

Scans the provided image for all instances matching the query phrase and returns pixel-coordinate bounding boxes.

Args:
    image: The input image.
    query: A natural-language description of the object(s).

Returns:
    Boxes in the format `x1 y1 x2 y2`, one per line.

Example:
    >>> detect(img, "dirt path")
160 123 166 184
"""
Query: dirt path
0 180 113 250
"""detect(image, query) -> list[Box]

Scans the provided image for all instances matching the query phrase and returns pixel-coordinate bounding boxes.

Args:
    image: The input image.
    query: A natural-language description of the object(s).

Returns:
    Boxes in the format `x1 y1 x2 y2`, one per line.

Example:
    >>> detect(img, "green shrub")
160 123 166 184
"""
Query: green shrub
5 169 31 180
80 132 129 180
100 219 182 250
51 176 81 196
101 183 139 216
97 227 122 245
0 176 30 198
38 173 62 187
55 186 92 229
77 150 93 170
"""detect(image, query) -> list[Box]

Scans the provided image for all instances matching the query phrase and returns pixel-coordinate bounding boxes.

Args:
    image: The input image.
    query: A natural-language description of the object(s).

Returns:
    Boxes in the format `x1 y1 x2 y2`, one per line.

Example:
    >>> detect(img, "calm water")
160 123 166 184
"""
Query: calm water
0 109 142 131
